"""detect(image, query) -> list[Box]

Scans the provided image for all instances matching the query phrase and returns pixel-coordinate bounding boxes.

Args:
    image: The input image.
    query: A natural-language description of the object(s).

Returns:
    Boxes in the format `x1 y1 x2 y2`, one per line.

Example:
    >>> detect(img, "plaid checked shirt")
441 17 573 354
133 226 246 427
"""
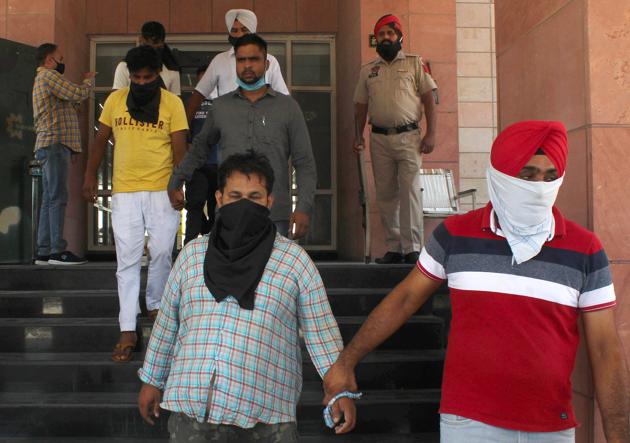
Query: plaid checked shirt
32 67 91 152
138 234 343 427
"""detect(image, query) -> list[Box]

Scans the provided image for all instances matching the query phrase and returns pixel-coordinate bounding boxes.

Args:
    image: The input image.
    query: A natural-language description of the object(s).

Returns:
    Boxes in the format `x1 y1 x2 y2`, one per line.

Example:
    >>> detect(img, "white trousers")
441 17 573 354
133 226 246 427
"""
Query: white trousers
112 191 180 331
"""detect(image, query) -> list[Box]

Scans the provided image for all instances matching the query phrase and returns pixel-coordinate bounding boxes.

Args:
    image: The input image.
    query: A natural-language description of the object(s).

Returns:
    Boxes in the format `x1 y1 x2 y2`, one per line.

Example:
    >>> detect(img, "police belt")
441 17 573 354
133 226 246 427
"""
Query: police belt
371 122 418 135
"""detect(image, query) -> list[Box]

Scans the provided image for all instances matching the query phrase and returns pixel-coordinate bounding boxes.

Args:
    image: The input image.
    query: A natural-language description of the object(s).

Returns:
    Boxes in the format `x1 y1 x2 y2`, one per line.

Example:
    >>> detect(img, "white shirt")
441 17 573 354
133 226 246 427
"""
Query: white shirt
112 61 181 95
195 48 289 99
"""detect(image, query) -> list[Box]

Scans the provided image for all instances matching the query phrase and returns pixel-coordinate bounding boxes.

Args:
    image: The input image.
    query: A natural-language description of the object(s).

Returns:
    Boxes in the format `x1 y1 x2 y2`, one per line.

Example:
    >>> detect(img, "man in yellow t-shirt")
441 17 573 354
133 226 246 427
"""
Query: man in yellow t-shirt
83 45 188 362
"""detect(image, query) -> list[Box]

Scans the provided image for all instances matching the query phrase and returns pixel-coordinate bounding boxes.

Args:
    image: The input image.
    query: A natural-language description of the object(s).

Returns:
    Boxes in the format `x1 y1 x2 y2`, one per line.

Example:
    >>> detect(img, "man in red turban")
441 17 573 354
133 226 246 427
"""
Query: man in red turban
324 120 629 442
354 14 438 264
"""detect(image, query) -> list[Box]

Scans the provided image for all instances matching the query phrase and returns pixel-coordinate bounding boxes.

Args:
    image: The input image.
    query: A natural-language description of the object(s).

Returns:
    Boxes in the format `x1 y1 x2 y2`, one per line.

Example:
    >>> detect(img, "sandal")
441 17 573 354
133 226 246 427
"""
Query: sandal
148 309 159 323
111 326 143 362
111 340 136 362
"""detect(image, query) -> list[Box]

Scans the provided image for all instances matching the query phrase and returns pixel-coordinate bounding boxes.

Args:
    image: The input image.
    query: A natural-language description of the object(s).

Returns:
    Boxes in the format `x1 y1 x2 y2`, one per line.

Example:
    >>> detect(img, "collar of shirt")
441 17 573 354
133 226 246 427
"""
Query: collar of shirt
480 202 566 239
375 50 406 65
231 86 277 100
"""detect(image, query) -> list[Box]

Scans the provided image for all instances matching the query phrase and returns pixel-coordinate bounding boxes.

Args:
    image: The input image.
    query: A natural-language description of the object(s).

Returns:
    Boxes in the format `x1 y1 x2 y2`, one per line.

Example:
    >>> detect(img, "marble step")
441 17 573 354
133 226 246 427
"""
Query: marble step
0 389 441 438
0 263 417 291
0 349 445 393
0 287 436 318
0 315 445 353
1 433 440 442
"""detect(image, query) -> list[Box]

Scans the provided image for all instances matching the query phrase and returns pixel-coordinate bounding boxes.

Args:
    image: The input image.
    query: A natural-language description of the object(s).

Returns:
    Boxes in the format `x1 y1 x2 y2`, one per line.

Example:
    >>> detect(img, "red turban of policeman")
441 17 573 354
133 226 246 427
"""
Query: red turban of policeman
490 120 568 177
374 14 403 36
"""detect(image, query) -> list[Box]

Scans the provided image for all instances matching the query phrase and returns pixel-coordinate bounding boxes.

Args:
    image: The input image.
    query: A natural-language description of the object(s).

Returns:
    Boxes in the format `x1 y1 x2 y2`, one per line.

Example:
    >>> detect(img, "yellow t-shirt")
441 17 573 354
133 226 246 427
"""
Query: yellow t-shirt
99 87 188 193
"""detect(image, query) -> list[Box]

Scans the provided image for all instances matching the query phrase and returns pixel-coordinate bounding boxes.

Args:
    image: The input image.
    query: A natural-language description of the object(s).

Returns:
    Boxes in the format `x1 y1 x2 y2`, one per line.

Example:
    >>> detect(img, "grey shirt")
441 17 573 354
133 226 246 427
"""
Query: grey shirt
168 87 316 222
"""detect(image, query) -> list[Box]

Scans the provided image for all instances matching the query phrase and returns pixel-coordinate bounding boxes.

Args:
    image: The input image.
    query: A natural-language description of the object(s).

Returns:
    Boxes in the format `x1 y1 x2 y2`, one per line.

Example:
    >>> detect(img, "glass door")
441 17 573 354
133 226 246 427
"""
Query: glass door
88 34 336 252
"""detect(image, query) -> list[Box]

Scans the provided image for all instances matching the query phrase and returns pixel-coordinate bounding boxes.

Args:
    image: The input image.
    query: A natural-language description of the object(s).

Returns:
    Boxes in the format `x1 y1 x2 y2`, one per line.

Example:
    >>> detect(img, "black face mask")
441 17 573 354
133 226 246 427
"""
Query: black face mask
53 58 65 75
130 76 162 106
126 76 164 124
376 39 402 62
228 35 239 47
204 198 277 310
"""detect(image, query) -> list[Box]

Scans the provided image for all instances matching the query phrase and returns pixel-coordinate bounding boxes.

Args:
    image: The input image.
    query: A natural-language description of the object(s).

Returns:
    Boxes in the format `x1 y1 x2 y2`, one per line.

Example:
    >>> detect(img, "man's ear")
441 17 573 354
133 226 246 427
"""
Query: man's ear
266 194 274 209
265 59 270 72
215 190 223 208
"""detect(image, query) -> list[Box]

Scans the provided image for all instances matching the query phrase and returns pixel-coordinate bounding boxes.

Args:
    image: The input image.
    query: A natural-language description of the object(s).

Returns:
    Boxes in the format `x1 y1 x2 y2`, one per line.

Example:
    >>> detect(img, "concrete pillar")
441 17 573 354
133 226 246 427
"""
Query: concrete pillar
496 1 630 441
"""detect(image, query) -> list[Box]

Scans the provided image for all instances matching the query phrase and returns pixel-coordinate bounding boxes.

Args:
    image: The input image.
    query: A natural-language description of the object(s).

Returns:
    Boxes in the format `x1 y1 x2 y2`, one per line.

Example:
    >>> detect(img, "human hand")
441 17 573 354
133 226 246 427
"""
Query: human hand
82 173 98 203
420 133 436 154
168 188 185 211
289 211 310 239
353 138 365 154
323 362 359 434
138 383 162 426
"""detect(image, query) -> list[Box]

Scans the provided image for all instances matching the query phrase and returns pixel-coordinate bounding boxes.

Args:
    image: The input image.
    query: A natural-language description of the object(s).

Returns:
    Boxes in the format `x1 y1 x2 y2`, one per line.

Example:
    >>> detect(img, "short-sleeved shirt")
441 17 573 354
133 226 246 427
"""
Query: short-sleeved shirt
195 48 289 99
354 51 437 128
112 61 181 95
417 203 616 432
99 88 189 193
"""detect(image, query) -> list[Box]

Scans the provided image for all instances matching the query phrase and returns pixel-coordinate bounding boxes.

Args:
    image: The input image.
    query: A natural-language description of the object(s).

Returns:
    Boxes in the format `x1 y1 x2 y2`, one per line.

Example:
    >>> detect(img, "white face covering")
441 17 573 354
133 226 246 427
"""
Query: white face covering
486 165 563 264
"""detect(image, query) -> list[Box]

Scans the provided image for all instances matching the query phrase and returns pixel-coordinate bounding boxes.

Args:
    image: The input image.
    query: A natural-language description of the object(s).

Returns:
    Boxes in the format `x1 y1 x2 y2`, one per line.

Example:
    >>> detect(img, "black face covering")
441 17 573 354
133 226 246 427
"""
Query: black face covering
204 198 277 310
53 59 65 75
228 35 239 47
126 76 164 124
376 39 402 62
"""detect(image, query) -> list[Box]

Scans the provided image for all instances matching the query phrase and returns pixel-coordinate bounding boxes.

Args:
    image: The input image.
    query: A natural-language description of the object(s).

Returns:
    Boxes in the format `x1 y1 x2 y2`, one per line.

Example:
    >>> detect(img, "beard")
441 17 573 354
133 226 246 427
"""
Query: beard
376 38 402 61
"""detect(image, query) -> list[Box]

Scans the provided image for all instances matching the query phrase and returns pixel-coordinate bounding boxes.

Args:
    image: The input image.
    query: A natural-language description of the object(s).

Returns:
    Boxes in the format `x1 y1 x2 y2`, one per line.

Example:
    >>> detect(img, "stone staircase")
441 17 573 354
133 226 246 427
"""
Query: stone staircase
0 263 447 442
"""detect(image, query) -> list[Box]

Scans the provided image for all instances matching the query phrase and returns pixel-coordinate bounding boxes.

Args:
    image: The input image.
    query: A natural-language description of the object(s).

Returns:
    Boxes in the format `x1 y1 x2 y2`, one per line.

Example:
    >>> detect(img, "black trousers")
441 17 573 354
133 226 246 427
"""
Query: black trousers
184 164 218 244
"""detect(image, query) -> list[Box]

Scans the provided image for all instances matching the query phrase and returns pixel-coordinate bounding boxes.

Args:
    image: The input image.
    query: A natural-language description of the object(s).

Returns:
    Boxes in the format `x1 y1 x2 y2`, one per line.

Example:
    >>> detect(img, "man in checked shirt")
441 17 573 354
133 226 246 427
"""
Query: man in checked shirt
32 43 95 265
138 151 356 442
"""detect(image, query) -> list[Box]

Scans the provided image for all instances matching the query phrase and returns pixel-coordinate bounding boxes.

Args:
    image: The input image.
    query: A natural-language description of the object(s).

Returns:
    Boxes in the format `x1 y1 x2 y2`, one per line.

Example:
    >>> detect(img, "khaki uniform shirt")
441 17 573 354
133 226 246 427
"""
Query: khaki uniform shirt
354 51 437 128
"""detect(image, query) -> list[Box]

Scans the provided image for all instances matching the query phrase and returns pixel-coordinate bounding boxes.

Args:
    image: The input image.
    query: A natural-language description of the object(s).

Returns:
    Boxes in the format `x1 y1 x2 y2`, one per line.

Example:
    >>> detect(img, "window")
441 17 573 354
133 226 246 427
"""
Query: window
88 34 336 251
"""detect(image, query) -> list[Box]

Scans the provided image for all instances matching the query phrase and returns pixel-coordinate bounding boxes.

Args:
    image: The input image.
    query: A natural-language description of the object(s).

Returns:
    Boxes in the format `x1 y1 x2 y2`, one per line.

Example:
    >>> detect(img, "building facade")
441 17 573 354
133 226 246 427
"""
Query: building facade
0 1 628 441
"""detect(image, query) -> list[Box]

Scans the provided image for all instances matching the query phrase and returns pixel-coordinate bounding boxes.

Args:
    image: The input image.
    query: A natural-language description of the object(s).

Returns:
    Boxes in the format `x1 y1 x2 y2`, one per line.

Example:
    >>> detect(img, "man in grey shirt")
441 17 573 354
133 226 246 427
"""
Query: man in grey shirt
168 34 316 239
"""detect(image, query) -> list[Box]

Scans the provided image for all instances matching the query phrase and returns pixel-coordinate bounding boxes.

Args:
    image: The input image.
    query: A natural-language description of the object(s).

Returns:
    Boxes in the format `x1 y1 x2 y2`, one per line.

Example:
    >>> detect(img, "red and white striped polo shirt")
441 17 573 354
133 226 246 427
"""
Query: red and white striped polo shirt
418 203 615 432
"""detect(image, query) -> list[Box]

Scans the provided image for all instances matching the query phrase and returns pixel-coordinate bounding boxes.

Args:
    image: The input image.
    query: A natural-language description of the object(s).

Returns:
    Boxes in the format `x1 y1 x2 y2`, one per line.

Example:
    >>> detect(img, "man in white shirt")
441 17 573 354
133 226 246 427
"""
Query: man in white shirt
185 9 288 122
112 21 181 95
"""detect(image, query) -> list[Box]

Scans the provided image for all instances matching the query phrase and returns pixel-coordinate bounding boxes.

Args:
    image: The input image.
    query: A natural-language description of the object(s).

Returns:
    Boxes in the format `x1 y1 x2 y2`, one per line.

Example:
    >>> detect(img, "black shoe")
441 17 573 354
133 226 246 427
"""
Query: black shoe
48 251 88 265
404 251 420 264
375 252 403 264
34 255 50 265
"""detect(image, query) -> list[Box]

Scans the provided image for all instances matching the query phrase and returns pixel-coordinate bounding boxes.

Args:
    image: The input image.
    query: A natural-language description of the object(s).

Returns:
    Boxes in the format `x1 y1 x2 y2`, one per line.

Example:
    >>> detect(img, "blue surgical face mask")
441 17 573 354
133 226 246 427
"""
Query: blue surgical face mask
236 73 266 91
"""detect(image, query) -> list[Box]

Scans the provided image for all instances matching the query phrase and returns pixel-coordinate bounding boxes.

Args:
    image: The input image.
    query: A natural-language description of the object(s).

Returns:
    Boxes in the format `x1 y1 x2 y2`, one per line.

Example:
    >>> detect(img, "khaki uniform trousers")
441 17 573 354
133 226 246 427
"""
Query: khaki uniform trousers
370 131 423 254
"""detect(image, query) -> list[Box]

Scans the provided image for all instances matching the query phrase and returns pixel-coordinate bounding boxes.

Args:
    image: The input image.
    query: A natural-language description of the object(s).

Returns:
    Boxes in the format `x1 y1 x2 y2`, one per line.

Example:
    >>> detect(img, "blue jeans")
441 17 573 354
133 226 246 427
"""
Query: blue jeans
440 414 575 443
35 144 71 255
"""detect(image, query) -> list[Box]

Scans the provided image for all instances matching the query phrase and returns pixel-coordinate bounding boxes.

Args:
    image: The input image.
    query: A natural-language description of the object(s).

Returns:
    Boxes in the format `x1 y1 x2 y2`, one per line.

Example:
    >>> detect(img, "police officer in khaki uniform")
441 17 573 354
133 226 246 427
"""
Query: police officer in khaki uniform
354 14 438 264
